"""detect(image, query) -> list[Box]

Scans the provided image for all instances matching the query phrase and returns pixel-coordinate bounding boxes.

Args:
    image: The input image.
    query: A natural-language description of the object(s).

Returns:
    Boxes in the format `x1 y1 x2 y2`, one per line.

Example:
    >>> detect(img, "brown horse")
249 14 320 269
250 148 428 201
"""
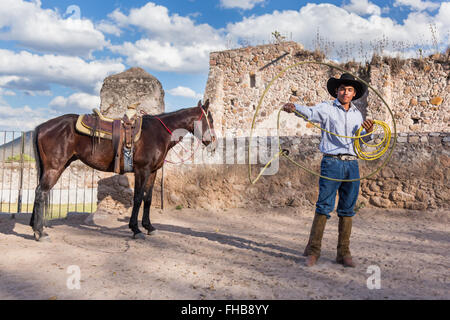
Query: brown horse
30 100 215 241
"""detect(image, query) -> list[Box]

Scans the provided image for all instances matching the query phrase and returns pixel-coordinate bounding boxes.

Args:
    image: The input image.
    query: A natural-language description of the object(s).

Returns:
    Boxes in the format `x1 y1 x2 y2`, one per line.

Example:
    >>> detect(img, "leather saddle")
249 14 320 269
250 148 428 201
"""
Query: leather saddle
75 108 142 173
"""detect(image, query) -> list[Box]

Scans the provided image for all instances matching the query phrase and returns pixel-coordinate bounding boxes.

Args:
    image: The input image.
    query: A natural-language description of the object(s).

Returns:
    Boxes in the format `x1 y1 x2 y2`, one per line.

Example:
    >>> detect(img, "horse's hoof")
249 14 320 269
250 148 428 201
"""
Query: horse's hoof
34 231 51 242
147 229 158 236
133 232 146 240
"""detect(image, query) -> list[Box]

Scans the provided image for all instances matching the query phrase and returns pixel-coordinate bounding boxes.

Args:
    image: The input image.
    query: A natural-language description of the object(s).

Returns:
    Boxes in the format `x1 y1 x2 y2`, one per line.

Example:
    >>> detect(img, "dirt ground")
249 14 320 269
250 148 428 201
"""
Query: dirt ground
0 206 448 300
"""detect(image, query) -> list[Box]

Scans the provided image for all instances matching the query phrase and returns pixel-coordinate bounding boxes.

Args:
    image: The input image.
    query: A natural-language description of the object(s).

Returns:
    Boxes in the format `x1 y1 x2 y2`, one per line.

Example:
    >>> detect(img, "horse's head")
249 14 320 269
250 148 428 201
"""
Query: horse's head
193 99 217 151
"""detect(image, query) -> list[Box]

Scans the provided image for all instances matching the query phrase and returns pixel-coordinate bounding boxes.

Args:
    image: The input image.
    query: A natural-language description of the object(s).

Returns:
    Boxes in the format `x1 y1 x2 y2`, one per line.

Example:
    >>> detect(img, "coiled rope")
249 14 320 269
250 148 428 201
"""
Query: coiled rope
248 60 396 184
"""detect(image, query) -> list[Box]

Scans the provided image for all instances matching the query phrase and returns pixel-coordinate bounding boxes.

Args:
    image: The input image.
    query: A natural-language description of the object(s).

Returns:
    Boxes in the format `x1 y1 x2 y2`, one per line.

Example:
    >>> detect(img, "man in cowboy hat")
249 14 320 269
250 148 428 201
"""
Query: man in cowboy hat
283 73 374 267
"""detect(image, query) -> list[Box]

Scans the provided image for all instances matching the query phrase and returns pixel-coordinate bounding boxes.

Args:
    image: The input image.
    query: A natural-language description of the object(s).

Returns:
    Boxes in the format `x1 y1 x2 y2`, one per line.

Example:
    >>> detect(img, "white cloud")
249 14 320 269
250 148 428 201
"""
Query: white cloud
96 21 122 37
23 90 52 97
341 0 382 16
220 0 265 10
0 0 107 57
107 2 226 72
168 86 203 99
109 3 224 45
49 93 100 111
0 104 55 131
0 49 125 94
436 2 450 30
0 76 21 86
0 88 15 97
394 0 441 12
110 39 223 73
226 2 450 60
227 5 354 46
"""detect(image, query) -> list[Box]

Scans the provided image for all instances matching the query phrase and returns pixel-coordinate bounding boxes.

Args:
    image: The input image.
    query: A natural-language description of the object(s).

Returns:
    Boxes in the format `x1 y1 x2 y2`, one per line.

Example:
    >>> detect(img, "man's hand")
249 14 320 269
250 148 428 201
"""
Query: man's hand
283 103 296 113
362 119 374 133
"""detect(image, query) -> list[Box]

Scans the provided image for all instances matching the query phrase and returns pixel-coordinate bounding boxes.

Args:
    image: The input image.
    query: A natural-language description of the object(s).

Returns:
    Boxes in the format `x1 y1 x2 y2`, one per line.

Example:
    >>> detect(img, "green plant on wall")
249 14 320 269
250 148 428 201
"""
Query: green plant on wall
5 154 35 163
272 30 286 44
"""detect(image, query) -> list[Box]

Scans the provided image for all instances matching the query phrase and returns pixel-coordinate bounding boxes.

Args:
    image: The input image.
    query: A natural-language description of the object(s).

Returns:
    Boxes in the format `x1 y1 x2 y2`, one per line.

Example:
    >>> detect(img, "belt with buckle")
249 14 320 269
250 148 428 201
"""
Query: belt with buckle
324 154 358 161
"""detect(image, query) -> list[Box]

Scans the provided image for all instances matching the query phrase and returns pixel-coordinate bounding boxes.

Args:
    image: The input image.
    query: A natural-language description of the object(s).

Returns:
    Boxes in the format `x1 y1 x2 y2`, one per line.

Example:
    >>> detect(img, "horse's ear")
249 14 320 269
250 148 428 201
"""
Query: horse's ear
204 99 210 110
197 100 202 108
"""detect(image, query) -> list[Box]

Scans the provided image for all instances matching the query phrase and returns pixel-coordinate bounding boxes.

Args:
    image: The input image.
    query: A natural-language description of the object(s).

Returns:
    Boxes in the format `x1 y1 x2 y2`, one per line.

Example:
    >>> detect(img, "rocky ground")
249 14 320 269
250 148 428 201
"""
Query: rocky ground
0 207 448 300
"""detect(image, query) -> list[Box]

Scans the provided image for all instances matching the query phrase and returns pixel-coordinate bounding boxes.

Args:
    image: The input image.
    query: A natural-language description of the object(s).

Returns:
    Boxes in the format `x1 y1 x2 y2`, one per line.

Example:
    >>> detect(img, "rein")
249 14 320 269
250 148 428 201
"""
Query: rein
153 116 173 135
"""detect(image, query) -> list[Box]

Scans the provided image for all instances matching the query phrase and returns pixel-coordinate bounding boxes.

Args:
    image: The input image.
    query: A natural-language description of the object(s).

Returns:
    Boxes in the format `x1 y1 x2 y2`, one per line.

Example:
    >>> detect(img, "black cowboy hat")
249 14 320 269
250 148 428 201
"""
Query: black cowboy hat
327 73 367 101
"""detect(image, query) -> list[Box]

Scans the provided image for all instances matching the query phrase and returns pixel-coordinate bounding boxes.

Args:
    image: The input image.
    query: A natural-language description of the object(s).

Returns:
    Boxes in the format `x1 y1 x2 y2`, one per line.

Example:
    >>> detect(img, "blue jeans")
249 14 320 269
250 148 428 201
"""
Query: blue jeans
315 156 360 219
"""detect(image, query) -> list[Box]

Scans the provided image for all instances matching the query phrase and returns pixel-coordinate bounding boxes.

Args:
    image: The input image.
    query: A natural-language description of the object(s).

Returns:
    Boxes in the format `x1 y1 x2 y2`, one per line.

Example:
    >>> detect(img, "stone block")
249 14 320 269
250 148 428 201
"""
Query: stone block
439 155 450 167
415 190 429 202
380 180 400 191
409 98 418 106
380 167 395 178
405 202 427 210
369 196 391 208
369 181 381 192
429 136 441 144
289 96 299 103
390 191 415 202
430 97 443 106
409 125 421 132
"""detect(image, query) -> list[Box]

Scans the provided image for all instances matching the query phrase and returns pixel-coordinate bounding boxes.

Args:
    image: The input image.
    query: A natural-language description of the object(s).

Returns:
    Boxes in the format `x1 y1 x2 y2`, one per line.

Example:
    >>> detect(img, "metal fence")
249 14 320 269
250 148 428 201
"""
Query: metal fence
0 131 98 219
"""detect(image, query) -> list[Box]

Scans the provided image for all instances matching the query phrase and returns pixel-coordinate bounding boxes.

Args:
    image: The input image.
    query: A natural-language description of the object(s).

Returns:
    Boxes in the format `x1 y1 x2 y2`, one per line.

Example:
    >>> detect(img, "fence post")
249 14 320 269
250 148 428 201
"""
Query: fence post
15 132 25 218
161 165 164 210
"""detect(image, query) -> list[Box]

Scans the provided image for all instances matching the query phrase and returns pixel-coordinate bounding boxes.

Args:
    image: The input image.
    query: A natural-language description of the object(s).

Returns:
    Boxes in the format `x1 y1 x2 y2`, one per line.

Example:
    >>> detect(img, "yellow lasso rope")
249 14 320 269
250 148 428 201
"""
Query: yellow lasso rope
248 60 397 184
354 121 391 161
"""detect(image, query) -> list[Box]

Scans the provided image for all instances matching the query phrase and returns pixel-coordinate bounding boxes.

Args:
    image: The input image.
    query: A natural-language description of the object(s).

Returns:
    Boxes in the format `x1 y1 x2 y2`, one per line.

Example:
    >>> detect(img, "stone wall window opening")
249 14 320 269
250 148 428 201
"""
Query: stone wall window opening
250 74 256 88
411 117 420 124
291 89 298 96
231 99 236 107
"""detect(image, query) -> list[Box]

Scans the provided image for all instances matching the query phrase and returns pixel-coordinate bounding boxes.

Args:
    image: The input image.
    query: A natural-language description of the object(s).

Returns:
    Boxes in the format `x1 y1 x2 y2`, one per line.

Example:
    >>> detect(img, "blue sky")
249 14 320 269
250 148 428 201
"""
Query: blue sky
0 0 448 131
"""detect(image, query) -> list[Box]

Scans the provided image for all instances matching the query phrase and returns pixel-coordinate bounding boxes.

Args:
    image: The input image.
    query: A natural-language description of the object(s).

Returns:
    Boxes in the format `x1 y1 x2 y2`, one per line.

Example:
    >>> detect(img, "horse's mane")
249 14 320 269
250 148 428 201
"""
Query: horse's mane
142 106 197 119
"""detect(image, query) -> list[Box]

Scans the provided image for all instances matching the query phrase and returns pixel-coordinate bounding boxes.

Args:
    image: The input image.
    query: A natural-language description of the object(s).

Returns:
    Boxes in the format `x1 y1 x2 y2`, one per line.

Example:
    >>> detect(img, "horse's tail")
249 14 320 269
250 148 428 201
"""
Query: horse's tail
32 126 50 221
32 126 42 182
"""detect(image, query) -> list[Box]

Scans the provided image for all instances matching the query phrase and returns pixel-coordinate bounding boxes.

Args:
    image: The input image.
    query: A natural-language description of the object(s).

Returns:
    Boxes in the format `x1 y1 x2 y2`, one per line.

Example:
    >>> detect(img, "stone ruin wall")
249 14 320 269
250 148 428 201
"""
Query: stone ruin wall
100 67 165 118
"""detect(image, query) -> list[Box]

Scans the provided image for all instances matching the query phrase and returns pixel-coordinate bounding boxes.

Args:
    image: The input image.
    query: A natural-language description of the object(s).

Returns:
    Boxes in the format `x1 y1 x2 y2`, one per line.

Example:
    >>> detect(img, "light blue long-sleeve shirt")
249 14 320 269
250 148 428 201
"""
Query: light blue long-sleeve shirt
294 99 369 156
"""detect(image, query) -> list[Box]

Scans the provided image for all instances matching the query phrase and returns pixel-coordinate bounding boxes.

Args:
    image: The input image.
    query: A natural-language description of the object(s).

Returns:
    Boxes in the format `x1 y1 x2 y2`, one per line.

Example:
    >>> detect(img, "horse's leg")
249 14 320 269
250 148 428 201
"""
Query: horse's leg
29 157 75 229
31 168 65 241
142 171 157 235
30 185 44 235
129 168 150 238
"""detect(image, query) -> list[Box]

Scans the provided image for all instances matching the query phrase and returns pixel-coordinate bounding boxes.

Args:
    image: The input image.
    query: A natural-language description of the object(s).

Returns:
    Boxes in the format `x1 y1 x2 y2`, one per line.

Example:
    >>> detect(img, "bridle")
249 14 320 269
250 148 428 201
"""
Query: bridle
196 106 216 145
